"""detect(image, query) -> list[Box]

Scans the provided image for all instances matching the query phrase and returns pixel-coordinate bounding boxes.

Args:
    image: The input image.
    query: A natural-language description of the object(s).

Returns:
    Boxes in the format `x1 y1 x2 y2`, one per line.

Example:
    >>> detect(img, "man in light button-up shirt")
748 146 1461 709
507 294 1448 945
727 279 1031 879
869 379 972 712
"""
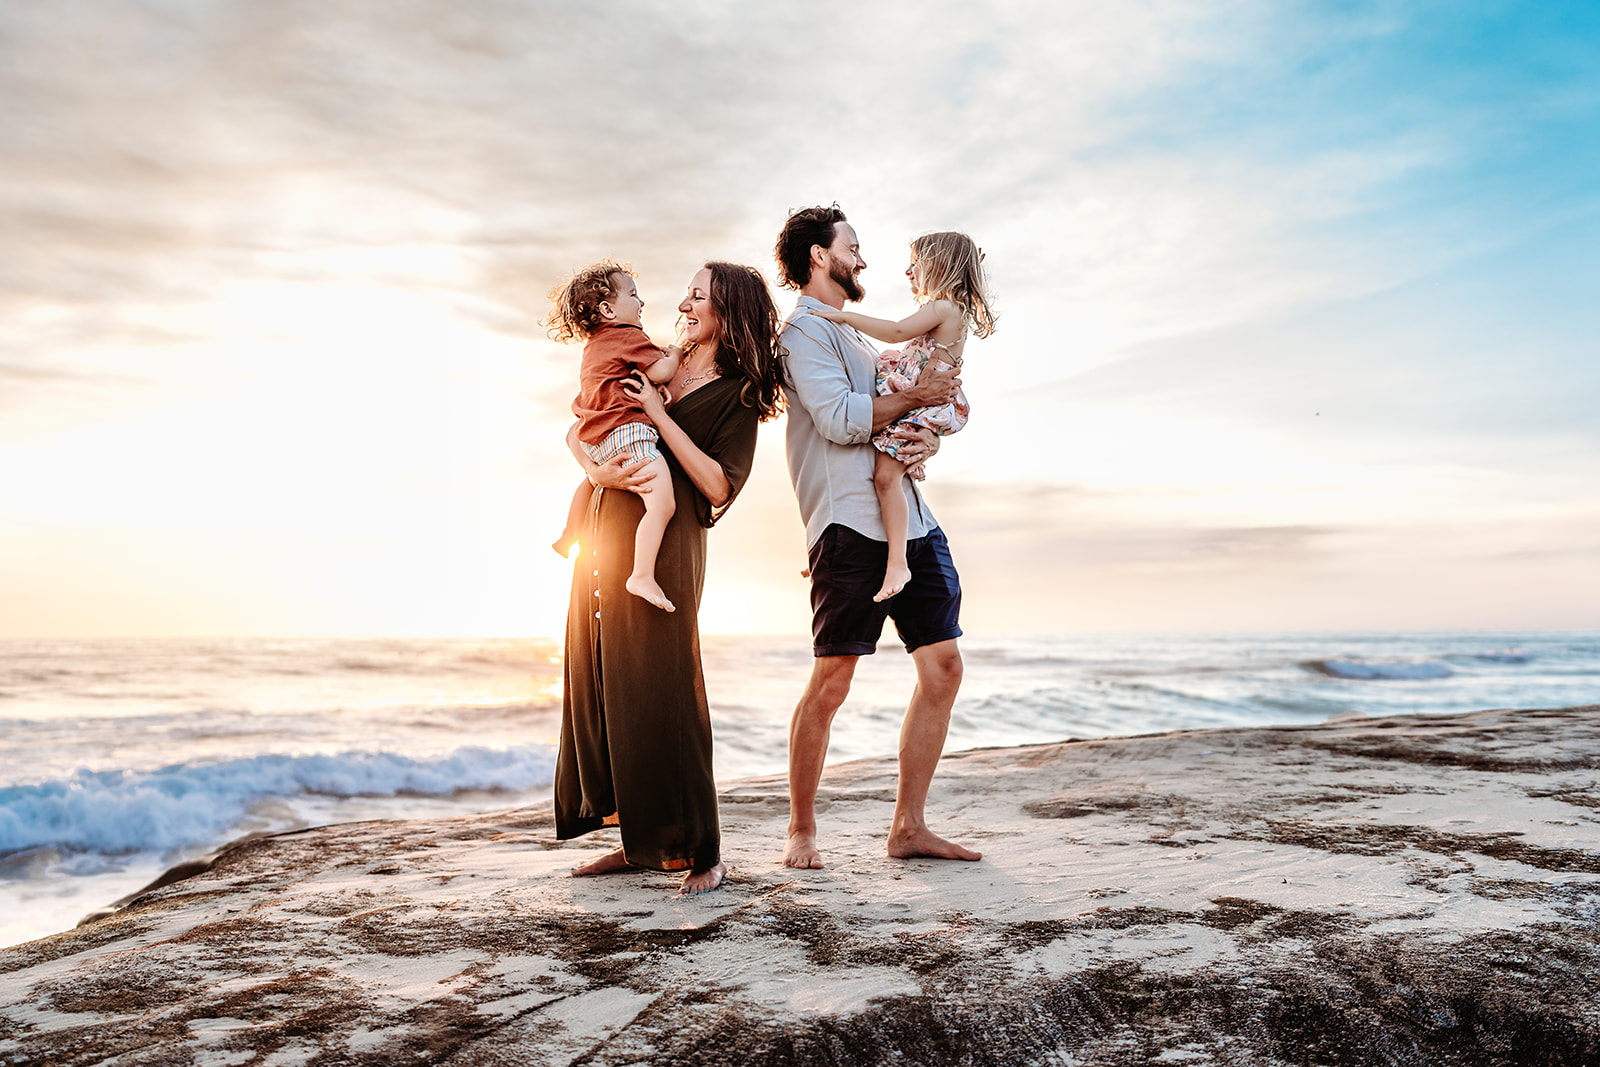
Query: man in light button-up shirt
775 204 982 870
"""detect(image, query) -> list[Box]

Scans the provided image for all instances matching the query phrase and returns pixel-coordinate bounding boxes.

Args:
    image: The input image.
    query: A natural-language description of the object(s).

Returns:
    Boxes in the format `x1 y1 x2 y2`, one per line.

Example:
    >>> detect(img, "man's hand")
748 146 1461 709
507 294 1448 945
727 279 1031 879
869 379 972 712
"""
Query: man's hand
890 425 940 466
903 359 960 408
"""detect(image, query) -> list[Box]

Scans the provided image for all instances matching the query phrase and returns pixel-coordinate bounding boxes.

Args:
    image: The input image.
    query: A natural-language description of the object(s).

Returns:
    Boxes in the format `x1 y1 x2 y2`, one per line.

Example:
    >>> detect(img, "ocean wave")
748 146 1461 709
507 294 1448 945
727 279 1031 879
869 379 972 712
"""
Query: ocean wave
0 745 556 855
1303 659 1453 680
1447 651 1532 664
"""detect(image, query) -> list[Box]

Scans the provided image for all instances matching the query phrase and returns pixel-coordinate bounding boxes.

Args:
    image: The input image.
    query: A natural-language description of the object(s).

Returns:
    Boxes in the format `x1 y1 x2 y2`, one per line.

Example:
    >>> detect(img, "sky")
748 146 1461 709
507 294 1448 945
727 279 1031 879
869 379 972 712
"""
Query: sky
2 0 1597 638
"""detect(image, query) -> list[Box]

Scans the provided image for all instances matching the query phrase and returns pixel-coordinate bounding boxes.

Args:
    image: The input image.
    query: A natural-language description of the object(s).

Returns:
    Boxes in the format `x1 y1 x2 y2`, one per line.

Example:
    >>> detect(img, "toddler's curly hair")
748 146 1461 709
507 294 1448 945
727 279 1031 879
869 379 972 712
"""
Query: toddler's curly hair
544 261 633 343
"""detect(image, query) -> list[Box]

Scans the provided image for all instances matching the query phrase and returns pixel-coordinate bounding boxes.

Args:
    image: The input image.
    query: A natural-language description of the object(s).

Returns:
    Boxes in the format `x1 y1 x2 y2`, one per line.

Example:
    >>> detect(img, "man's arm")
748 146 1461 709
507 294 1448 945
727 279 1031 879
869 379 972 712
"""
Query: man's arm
787 319 965 438
871 361 960 433
783 319 874 445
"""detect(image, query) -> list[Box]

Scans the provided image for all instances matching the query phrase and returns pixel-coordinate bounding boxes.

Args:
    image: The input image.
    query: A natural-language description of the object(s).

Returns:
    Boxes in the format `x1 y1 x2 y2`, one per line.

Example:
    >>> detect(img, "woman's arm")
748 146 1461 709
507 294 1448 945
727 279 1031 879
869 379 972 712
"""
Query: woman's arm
565 421 657 492
812 301 953 344
624 373 731 507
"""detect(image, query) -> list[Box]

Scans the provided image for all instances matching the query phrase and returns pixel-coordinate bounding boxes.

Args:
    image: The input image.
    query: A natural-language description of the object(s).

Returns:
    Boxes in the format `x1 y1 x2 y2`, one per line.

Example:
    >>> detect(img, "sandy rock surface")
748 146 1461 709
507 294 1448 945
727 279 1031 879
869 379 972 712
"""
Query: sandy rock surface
3 706 1599 1065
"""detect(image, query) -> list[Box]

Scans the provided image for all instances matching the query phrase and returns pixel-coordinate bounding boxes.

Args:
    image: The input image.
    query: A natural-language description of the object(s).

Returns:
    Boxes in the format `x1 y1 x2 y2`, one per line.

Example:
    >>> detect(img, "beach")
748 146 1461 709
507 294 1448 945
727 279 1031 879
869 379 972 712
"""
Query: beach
4 704 1598 1064
4 631 1598 949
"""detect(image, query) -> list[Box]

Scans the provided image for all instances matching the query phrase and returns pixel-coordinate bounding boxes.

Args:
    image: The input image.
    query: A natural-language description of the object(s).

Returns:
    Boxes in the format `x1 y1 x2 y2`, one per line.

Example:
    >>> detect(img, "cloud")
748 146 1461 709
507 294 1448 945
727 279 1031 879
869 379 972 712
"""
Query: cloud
3 2 1597 635
1 1 1407 347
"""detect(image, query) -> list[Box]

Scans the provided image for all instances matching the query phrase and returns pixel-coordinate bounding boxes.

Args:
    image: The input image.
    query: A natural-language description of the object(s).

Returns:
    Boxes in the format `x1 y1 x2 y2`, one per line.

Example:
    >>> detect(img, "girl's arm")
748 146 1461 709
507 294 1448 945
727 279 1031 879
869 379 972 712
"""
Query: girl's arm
565 421 657 492
623 373 731 507
812 301 955 344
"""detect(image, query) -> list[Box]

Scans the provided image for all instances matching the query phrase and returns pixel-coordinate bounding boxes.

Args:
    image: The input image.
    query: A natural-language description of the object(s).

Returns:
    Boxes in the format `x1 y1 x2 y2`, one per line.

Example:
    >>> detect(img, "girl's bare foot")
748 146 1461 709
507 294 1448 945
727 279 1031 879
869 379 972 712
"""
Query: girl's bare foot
874 564 912 602
625 575 675 612
570 848 632 877
679 862 726 895
551 531 579 557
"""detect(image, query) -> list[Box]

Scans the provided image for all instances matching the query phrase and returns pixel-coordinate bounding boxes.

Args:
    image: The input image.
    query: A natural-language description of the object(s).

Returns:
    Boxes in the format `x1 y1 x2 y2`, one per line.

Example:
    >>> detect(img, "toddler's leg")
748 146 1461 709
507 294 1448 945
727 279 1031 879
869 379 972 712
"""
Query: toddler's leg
552 478 591 556
625 455 676 612
873 448 912 602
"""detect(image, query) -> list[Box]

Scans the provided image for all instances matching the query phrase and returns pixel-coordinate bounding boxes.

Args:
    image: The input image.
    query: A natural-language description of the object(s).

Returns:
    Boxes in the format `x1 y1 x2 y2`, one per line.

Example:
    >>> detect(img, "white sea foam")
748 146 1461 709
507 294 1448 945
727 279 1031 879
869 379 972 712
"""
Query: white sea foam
0 745 557 854
1453 650 1533 664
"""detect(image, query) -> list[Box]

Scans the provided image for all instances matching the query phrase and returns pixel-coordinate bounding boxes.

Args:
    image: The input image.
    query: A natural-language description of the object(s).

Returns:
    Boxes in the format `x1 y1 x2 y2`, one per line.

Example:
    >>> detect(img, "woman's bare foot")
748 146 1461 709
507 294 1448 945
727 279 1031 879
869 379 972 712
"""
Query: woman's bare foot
625 575 675 612
570 848 632 877
783 831 824 869
873 564 911 602
886 826 982 861
679 862 726 895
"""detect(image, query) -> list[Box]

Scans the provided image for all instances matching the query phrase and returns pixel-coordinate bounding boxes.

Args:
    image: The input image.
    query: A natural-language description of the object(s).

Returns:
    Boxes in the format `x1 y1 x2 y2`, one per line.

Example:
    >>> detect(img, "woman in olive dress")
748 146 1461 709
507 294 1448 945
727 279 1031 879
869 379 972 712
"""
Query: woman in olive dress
555 261 784 894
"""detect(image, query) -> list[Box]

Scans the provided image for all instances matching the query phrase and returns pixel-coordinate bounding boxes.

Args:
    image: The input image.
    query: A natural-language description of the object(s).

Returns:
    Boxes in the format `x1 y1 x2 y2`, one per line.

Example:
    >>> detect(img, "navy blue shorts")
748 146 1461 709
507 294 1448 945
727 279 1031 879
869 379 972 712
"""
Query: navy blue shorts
807 523 963 657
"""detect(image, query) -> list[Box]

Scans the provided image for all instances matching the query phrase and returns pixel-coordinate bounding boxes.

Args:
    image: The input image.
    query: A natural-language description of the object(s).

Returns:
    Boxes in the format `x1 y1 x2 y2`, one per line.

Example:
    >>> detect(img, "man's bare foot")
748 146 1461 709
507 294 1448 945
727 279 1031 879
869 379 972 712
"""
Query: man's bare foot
679 862 727 895
873 563 912 602
783 831 824 869
570 847 633 877
887 827 982 861
625 575 675 612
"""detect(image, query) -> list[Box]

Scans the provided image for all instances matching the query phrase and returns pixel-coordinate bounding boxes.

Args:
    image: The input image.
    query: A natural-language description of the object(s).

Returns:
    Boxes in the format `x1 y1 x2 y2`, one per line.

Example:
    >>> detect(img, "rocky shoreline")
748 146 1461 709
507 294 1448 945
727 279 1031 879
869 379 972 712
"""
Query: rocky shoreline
4 705 1599 1065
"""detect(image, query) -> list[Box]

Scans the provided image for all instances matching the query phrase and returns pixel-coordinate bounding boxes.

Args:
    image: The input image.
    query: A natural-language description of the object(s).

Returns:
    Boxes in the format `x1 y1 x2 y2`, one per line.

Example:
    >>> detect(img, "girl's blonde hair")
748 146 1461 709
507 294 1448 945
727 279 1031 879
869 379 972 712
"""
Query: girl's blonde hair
910 232 997 339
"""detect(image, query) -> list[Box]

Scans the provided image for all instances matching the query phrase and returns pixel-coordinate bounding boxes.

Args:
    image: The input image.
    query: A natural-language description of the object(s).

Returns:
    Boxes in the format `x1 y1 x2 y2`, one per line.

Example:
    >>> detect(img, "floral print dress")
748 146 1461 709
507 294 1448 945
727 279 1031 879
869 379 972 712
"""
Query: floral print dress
870 333 970 480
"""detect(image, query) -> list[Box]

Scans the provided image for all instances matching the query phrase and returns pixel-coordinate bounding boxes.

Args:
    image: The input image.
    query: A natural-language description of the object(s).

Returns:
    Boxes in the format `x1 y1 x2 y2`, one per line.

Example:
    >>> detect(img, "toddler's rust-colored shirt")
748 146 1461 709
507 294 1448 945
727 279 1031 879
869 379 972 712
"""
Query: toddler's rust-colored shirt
572 323 665 445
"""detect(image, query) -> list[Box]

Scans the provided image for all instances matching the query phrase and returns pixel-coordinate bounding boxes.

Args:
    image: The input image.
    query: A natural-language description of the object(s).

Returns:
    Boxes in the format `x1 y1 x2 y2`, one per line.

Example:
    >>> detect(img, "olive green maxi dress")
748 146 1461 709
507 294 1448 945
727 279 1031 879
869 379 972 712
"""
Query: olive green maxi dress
554 376 759 873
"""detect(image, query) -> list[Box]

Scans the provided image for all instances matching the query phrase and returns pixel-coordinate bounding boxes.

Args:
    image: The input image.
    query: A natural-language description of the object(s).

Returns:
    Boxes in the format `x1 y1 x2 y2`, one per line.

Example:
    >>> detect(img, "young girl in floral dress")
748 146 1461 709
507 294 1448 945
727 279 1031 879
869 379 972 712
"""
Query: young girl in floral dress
814 231 997 602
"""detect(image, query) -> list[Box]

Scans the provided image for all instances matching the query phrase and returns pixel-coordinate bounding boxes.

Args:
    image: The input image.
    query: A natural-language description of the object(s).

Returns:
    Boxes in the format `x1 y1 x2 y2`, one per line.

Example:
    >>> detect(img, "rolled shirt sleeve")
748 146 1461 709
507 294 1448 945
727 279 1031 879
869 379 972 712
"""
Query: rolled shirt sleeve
781 316 874 445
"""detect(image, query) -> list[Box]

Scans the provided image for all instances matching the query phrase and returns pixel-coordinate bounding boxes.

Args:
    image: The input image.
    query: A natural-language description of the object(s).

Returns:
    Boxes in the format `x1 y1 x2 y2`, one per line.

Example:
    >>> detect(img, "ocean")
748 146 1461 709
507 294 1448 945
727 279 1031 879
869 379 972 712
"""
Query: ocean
3 631 1597 947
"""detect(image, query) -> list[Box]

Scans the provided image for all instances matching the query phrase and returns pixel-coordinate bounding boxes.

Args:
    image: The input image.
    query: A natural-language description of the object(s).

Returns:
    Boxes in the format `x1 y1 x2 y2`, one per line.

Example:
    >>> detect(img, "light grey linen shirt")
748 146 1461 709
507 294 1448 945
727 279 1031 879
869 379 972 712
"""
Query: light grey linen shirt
780 296 936 549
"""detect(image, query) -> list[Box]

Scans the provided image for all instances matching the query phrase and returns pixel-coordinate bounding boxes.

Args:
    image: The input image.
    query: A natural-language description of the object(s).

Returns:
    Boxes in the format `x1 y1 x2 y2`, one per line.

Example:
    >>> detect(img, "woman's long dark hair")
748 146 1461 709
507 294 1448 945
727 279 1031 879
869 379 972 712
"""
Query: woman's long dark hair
694 261 784 421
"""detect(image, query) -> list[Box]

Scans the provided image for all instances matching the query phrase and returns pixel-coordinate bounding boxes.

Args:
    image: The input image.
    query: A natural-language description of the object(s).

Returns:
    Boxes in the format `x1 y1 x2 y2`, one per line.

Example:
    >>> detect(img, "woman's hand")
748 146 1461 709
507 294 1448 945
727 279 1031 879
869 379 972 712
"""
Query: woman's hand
890 425 940 465
622 370 669 424
589 451 655 492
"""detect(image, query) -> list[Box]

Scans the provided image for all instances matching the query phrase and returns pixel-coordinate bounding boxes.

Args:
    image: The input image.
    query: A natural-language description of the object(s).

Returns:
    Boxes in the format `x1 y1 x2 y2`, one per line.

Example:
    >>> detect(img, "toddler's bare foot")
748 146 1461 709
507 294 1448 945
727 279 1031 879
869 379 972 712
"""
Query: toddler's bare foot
887 827 982 861
679 862 726 895
551 531 579 557
571 848 632 877
625 575 675 612
874 564 912 602
783 831 824 869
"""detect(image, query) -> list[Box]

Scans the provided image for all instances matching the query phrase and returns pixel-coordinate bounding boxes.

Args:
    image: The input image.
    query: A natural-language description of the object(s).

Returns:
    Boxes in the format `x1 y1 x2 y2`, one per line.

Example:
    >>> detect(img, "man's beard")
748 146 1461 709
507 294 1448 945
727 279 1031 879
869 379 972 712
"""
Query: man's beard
829 255 865 303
